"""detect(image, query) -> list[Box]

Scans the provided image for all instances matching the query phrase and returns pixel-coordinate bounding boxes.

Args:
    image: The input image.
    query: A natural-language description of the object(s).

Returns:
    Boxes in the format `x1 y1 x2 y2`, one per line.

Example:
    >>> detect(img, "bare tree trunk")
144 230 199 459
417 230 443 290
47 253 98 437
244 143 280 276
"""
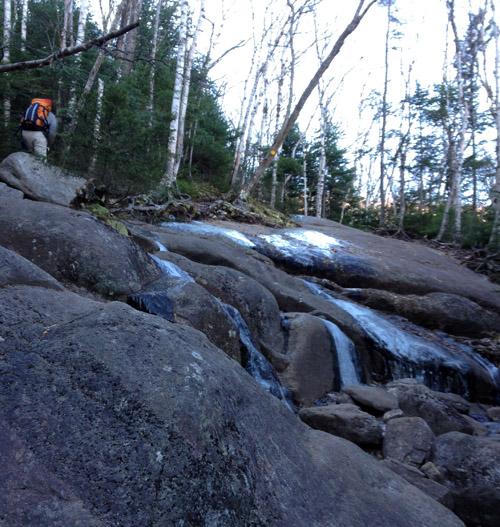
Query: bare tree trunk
270 55 286 208
162 0 188 189
147 0 163 125
121 0 142 75
236 0 377 201
20 0 28 51
488 2 500 250
315 136 326 218
303 152 308 215
2 0 11 64
173 0 206 177
378 0 392 226
76 0 89 45
62 0 74 47
89 78 104 175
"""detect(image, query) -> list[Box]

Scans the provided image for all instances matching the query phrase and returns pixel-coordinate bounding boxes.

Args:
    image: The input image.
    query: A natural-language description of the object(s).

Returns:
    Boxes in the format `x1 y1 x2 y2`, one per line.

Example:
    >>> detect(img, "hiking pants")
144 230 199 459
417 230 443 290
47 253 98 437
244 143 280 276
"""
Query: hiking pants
22 131 48 159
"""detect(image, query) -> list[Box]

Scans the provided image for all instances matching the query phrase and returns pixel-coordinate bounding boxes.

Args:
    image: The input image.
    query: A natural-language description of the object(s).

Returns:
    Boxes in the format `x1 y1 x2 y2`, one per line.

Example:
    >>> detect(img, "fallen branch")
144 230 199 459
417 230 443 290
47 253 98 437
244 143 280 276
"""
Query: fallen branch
0 21 140 73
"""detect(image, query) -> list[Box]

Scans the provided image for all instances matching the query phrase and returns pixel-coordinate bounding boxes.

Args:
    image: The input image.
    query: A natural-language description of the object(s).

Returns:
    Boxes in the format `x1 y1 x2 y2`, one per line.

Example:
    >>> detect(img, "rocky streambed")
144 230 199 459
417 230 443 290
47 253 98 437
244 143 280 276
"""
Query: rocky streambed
1 153 500 526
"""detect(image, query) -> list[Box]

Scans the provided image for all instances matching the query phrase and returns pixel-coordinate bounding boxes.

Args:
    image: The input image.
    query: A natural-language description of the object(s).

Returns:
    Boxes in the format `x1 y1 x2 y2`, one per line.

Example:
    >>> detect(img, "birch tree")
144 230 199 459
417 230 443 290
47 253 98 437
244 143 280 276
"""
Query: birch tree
2 0 11 64
162 0 189 190
235 0 377 201
437 0 469 243
173 0 206 177
20 0 28 51
147 0 163 125
89 78 105 174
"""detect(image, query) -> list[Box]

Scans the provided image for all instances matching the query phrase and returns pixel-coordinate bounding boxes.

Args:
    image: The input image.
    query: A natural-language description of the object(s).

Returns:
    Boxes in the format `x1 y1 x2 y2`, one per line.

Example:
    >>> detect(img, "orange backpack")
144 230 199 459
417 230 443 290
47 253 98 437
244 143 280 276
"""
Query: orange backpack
21 98 52 134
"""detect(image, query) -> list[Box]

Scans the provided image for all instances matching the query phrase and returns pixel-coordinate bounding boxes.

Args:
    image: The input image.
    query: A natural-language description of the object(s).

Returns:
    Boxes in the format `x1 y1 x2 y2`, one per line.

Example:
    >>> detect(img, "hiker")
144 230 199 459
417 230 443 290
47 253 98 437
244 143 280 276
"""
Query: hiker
20 98 58 159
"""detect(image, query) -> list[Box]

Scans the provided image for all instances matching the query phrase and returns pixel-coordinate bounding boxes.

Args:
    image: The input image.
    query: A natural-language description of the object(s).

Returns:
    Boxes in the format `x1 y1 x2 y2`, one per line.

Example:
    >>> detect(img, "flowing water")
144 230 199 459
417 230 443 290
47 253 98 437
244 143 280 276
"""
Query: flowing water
304 280 499 397
221 303 294 410
151 254 194 283
322 320 361 388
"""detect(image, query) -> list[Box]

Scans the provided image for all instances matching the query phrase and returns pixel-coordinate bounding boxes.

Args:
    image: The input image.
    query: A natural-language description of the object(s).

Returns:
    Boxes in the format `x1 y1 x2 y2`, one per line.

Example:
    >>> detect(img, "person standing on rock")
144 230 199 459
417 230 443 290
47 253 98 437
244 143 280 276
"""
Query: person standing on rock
20 98 58 159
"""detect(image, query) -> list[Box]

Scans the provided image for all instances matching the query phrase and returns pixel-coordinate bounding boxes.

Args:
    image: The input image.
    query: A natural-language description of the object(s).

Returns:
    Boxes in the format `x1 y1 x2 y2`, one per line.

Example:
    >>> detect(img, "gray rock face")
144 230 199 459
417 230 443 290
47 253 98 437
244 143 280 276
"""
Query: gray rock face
129 277 241 362
433 432 500 527
433 432 500 491
0 152 89 206
155 251 284 363
383 417 434 466
343 384 399 414
0 197 160 296
0 245 63 290
0 285 464 527
299 403 384 447
343 289 500 337
0 181 23 199
279 313 335 405
387 381 474 435
487 406 500 421
380 459 453 507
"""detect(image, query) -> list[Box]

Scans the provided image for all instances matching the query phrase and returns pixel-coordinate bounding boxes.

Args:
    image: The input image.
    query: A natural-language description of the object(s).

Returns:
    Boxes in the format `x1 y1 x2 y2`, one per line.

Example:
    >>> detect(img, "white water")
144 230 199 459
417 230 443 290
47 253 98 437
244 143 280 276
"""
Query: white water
160 221 256 248
221 303 294 410
154 240 168 252
322 320 360 387
304 280 500 388
151 254 194 283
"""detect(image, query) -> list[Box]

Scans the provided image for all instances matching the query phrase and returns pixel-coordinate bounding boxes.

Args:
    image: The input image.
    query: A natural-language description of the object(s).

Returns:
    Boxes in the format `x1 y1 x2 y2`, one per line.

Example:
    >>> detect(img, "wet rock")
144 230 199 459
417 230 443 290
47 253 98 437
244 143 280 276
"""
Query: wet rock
299 403 383 447
0 152 89 207
0 245 63 290
383 409 404 422
486 406 500 422
383 417 434 466
154 251 284 363
279 313 335 405
433 392 471 414
462 415 488 436
0 197 160 297
433 432 500 527
0 285 464 527
129 277 241 362
387 381 475 435
343 384 399 414
380 459 453 507
343 288 500 337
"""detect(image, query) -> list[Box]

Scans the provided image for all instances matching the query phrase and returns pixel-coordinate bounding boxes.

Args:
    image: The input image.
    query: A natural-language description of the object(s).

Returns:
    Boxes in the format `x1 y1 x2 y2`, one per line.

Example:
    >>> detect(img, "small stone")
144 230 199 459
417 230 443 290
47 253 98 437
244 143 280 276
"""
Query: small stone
486 407 500 422
383 409 404 422
343 384 399 414
420 462 445 483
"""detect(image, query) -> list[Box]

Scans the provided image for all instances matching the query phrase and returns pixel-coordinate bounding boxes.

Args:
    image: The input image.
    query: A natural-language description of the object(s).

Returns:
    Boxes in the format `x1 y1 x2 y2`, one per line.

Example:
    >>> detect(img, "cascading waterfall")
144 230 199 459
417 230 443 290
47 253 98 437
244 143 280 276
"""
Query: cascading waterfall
304 280 500 397
322 320 361 388
221 303 294 411
150 254 194 283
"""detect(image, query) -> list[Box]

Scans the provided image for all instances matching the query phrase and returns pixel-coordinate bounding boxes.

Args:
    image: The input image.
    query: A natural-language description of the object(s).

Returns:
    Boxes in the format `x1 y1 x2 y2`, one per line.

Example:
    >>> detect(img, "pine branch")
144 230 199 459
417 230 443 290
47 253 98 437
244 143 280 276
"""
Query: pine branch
0 21 140 74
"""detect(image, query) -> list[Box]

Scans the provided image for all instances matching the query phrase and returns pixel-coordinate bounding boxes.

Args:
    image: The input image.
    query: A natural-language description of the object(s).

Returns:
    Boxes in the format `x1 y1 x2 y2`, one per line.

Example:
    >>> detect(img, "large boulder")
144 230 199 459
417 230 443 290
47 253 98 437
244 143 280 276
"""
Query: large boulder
0 196 160 297
343 289 500 337
380 459 453 507
387 380 475 435
0 152 89 207
0 181 23 199
155 251 285 362
0 285 463 527
0 245 63 290
383 417 434 467
299 403 384 447
129 276 241 362
432 432 500 527
279 313 335 405
343 384 399 414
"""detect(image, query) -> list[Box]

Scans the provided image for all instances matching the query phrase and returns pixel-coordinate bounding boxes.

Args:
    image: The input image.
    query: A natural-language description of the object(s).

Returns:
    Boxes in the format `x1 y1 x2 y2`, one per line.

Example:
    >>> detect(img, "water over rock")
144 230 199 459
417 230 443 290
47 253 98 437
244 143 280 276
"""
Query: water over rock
0 284 464 527
0 152 90 207
0 196 160 297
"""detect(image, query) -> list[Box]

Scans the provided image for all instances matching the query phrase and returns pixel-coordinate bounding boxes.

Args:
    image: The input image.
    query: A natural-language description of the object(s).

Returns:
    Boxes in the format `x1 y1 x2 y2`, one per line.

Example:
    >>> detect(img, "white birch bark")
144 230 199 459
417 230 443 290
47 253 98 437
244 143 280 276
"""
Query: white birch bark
162 0 189 189
147 0 163 125
303 153 308 216
488 2 500 250
173 0 205 177
89 78 104 174
2 0 11 63
20 0 28 51
76 0 89 45
61 0 74 47
270 55 286 208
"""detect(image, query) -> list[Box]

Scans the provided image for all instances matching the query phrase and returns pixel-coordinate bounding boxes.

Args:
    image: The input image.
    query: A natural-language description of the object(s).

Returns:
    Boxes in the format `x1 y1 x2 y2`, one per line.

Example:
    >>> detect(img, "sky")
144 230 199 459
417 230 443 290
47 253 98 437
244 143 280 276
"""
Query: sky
87 0 499 196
